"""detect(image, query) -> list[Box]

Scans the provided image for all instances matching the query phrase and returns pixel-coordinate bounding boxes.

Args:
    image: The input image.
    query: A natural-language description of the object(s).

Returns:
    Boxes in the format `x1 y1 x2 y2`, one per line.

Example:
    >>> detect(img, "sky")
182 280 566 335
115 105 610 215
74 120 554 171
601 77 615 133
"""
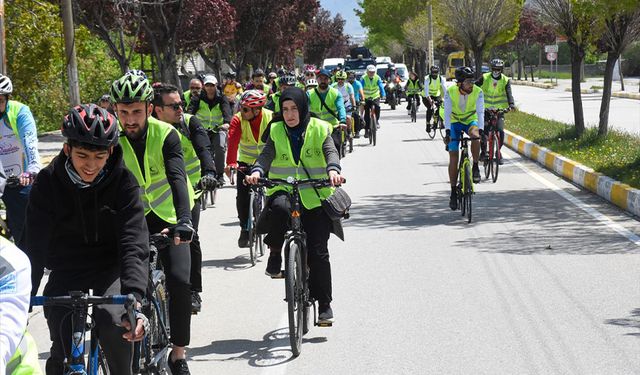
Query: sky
319 0 366 36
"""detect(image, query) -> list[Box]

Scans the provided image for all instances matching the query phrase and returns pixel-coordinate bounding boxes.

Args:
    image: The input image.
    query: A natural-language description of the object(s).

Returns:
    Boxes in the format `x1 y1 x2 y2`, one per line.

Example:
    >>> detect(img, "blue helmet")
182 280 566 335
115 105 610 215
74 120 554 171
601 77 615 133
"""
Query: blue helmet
317 69 331 78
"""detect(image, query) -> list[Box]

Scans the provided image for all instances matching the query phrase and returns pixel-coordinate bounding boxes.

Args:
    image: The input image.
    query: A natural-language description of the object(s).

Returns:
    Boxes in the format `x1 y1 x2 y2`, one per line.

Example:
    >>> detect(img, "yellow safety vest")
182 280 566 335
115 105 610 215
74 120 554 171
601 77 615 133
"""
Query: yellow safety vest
6 332 43 375
362 75 381 100
120 117 195 224
236 109 273 165
195 99 224 130
448 85 482 125
428 75 442 97
308 88 340 128
176 114 202 198
406 79 422 96
270 92 282 113
3 101 25 140
267 118 334 210
480 72 509 109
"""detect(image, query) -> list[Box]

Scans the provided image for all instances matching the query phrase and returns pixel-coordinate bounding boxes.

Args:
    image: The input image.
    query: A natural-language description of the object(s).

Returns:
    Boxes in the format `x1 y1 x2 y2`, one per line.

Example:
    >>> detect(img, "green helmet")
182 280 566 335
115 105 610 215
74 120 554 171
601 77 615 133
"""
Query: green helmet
110 73 154 103
336 71 347 80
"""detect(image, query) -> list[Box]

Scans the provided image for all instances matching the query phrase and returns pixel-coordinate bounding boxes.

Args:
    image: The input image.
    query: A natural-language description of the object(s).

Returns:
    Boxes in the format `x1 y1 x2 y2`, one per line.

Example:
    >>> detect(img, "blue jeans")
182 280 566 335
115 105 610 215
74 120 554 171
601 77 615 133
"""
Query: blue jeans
3 184 31 247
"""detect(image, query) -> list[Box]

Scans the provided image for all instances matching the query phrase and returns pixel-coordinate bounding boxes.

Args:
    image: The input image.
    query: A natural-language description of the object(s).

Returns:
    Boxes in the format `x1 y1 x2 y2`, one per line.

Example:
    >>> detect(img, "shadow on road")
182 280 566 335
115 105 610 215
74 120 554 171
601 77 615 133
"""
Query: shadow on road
605 308 640 337
187 328 326 367
201 255 261 271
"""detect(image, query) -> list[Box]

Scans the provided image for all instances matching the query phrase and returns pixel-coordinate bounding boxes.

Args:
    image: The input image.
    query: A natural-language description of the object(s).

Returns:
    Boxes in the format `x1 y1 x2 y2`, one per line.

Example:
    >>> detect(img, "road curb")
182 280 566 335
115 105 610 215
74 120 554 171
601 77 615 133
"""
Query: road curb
504 130 640 217
511 80 555 89
612 91 640 100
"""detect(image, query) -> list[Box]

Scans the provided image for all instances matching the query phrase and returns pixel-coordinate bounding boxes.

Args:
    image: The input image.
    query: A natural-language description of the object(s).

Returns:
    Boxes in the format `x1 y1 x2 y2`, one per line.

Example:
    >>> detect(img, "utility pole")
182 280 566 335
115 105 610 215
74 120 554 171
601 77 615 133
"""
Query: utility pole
427 4 434 69
0 0 6 75
61 0 80 106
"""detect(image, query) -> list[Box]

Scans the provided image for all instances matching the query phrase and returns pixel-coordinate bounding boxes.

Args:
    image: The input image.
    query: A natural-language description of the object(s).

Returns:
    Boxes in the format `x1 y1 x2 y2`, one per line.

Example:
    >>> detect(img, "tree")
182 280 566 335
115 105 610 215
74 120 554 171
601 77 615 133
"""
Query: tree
402 11 433 77
596 2 640 136
436 0 523 78
357 0 429 43
303 9 349 66
510 7 555 80
534 0 604 137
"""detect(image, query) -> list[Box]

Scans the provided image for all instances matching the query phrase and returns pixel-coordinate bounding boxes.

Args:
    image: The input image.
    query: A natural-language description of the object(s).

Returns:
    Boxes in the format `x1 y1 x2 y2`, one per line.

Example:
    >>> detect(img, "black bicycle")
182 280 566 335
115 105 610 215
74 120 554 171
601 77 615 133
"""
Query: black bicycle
247 184 266 265
456 135 480 223
254 177 338 357
31 292 137 375
365 99 378 147
408 95 418 123
198 181 217 210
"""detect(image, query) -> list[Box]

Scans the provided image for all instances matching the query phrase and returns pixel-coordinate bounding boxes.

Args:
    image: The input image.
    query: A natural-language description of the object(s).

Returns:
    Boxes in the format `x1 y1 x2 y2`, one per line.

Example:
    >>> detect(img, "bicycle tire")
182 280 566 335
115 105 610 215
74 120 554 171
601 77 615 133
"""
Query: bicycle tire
492 136 500 183
255 192 265 257
464 162 473 223
426 115 436 139
348 135 353 153
286 241 304 357
484 134 492 180
438 117 446 139
247 192 256 265
371 114 377 146
199 192 207 211
411 100 417 123
460 164 467 217
140 275 170 374
97 345 110 375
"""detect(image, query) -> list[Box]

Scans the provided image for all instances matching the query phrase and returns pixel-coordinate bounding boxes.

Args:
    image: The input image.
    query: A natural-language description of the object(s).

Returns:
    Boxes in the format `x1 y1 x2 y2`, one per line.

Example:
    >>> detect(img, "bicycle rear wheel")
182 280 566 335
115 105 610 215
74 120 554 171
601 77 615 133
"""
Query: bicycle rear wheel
484 134 492 180
411 100 416 122
141 274 170 374
286 240 305 357
371 114 377 146
464 162 473 223
491 136 500 183
247 193 256 265
438 118 446 139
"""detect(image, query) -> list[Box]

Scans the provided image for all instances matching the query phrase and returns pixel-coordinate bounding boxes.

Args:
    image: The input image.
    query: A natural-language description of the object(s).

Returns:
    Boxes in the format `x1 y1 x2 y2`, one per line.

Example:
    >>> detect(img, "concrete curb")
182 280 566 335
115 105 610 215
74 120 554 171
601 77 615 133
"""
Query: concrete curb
511 80 554 89
612 91 640 100
504 130 640 217
565 88 598 94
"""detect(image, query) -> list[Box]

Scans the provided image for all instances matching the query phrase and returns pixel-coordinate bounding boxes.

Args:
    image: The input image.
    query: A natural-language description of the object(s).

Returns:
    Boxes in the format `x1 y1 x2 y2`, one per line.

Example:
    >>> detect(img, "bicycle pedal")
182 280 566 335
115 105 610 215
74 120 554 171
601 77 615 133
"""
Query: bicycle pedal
270 271 285 279
317 321 333 327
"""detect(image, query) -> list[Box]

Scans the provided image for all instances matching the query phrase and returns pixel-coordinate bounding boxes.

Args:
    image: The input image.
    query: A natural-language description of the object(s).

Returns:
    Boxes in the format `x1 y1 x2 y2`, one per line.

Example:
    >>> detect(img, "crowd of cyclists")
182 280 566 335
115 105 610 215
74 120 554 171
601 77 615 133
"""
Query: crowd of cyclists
0 57 515 374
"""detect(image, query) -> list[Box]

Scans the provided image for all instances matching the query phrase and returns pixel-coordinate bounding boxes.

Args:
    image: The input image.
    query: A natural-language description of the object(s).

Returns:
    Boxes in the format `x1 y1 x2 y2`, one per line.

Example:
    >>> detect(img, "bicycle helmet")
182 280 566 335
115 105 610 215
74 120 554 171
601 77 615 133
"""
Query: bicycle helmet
110 73 154 103
268 72 277 79
225 70 236 79
0 74 13 95
277 68 286 76
125 69 148 79
306 78 318 88
203 74 218 85
62 104 119 147
430 66 440 74
240 90 266 108
281 75 297 86
336 71 347 80
366 65 376 72
490 59 505 70
454 66 475 82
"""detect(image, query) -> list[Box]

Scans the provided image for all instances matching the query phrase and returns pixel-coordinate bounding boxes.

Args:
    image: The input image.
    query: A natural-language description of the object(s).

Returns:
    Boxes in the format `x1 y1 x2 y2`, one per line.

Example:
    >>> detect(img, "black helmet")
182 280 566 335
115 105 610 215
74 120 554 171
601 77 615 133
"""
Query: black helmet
277 68 286 76
225 70 236 79
62 104 119 147
490 59 505 70
281 75 297 86
430 66 440 74
455 66 475 82
252 69 265 78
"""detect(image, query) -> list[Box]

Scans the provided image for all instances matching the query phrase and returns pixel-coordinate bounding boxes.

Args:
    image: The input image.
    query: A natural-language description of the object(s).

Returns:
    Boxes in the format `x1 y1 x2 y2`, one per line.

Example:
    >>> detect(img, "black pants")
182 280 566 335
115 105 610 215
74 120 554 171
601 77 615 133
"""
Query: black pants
236 162 251 230
331 128 342 156
4 184 31 249
353 112 363 133
207 130 227 179
405 94 421 110
44 268 133 375
363 98 380 132
263 192 333 304
426 95 441 123
190 199 202 292
146 213 192 347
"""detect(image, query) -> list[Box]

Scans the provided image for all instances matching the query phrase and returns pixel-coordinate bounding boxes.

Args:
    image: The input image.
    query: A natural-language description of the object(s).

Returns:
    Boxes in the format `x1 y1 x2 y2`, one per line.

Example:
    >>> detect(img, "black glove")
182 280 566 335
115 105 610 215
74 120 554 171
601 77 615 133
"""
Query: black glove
444 129 451 146
175 220 195 242
198 173 217 190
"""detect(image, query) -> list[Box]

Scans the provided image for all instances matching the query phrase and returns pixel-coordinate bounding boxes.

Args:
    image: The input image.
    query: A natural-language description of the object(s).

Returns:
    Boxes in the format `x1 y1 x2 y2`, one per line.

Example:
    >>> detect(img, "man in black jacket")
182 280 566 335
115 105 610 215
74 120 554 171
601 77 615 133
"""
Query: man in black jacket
24 104 149 375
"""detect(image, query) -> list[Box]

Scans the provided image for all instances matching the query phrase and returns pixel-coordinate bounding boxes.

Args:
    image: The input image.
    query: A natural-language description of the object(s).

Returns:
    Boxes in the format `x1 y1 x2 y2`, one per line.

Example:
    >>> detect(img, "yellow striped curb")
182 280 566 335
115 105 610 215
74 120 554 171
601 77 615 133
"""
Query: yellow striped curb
504 130 640 216
511 80 554 89
612 92 640 100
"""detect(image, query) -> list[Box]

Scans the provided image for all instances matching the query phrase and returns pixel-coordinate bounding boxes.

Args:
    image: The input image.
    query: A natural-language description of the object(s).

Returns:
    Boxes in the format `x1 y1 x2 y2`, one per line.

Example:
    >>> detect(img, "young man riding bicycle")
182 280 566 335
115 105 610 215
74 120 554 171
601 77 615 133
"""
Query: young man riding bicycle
444 67 485 210
424 66 446 133
347 72 365 138
308 69 347 154
360 65 386 138
331 71 357 145
24 104 149 375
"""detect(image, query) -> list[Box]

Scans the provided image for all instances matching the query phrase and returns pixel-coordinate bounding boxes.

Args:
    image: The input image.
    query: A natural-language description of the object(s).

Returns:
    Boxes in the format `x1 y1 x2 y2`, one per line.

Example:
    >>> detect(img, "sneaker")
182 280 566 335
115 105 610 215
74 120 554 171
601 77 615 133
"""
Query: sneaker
472 164 480 183
265 253 282 277
318 303 334 323
191 292 201 314
238 230 250 248
449 190 458 211
479 151 488 162
354 131 360 139
364 130 370 138
498 158 504 165
426 124 431 133
168 351 190 375
216 175 225 187
376 123 380 130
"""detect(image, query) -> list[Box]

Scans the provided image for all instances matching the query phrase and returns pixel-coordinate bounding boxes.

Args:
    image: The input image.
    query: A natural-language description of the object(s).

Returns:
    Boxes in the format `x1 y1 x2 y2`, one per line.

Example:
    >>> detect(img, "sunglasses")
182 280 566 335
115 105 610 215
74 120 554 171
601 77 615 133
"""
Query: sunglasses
162 102 183 111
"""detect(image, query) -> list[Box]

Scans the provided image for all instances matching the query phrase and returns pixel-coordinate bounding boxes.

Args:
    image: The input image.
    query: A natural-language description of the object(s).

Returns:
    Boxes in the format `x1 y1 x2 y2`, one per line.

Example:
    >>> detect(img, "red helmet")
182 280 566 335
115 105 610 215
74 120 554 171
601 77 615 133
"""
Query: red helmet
62 104 118 147
240 90 266 108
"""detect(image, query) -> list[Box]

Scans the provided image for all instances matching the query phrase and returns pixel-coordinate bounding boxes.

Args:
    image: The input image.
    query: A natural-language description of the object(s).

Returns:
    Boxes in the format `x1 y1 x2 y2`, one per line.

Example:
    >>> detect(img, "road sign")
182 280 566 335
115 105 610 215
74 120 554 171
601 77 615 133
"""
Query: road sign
545 44 559 53
546 52 557 62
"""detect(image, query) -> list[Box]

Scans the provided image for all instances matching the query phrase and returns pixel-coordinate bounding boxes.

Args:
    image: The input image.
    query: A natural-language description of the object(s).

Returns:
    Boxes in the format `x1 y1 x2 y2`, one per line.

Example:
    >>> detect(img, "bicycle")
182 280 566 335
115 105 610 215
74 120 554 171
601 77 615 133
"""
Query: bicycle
425 98 444 140
365 99 378 147
247 184 266 265
31 292 138 375
198 181 217 211
408 95 418 123
253 177 338 357
132 231 173 374
483 109 509 183
456 135 480 224
0 175 20 239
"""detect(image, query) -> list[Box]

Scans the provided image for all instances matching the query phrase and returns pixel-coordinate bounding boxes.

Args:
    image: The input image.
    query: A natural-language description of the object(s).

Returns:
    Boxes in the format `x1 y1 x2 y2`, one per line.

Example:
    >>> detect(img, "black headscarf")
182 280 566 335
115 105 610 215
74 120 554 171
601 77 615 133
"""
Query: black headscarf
279 87 310 129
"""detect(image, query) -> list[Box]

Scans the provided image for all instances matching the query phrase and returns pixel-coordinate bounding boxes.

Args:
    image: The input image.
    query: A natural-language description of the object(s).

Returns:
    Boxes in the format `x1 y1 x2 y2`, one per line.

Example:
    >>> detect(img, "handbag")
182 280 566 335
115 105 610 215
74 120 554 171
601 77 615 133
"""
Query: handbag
299 158 351 221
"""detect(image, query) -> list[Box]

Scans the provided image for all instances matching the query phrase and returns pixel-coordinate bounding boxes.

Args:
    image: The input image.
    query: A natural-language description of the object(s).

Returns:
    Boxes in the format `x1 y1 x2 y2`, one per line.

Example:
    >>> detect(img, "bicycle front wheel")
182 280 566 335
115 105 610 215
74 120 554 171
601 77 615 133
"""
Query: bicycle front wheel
492 135 500 183
286 240 305 357
411 101 417 123
371 114 377 146
247 193 256 265
464 162 473 223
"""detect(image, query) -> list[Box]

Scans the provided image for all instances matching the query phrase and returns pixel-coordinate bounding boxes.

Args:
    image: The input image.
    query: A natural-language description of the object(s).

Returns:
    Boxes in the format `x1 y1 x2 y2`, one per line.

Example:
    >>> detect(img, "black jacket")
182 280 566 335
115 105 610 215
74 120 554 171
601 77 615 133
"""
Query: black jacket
186 89 233 124
24 145 149 301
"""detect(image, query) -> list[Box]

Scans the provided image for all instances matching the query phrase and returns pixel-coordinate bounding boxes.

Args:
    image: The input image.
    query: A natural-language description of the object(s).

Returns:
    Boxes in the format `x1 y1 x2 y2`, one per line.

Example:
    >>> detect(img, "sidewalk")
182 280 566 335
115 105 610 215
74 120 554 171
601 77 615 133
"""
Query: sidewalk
512 77 640 99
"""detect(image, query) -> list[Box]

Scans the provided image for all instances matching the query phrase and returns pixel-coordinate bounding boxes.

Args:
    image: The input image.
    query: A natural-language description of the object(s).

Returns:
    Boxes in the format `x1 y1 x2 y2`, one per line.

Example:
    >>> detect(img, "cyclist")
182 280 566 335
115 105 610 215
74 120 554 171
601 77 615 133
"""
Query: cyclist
405 71 424 115
245 87 345 323
98 94 115 114
305 78 318 91
244 69 270 94
309 69 347 154
444 66 484 210
183 77 203 112
24 104 149 375
267 71 278 90
222 70 243 105
225 90 273 248
0 74 41 247
265 74 297 114
475 58 515 164
304 66 316 82
188 74 232 186
331 71 356 142
360 65 386 138
111 73 196 375
347 71 365 138
152 83 217 314
424 66 445 133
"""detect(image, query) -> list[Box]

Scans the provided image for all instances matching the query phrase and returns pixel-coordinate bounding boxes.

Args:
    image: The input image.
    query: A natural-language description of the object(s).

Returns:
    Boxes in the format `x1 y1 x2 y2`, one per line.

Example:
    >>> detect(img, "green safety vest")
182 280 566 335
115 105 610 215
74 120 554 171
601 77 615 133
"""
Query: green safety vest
176 114 202 198
267 118 335 210
480 72 509 109
236 109 273 165
120 117 195 224
184 91 192 109
6 331 42 375
406 79 422 96
195 99 224 130
428 75 442 97
448 84 482 125
270 92 282 113
4 101 25 139
296 82 306 90
308 88 340 128
362 75 381 100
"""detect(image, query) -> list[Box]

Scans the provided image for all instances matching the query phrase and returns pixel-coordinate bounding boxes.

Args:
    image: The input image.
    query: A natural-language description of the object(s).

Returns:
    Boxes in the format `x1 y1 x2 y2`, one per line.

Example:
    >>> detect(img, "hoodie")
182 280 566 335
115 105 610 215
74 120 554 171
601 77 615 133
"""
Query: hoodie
24 145 149 301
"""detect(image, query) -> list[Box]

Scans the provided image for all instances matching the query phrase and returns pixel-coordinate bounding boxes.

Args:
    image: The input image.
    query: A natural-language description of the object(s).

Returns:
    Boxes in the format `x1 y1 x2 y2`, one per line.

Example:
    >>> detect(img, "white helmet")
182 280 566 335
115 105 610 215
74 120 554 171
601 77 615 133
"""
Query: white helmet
306 78 318 87
366 65 376 72
0 75 13 95
203 74 218 86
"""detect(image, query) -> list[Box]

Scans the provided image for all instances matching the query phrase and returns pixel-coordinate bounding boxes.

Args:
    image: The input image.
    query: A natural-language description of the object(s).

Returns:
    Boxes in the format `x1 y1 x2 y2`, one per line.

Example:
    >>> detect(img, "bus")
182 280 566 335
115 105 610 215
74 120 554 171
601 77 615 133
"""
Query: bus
446 51 465 80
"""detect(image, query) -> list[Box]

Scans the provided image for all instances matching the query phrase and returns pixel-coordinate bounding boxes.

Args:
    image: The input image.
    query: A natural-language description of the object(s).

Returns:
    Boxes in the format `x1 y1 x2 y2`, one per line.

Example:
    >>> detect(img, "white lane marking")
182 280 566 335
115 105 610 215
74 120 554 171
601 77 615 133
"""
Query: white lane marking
503 150 640 246
259 313 290 375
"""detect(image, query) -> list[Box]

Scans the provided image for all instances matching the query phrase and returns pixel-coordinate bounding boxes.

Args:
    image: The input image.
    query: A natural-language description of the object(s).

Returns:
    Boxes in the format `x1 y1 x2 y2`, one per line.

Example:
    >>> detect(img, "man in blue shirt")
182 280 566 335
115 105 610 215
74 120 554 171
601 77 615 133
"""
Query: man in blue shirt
347 72 365 138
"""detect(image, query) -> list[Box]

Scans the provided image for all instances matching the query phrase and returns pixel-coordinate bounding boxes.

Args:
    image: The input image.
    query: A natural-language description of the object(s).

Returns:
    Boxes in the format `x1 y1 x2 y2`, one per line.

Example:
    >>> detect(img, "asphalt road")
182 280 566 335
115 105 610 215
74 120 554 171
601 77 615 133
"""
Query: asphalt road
27 101 640 374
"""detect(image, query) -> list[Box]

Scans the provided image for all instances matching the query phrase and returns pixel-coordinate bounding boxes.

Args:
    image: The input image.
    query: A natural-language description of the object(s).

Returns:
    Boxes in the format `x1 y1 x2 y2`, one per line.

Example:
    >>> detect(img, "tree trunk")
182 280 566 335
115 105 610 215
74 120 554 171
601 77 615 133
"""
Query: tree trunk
472 47 483 79
569 46 586 137
598 52 618 137
619 57 625 91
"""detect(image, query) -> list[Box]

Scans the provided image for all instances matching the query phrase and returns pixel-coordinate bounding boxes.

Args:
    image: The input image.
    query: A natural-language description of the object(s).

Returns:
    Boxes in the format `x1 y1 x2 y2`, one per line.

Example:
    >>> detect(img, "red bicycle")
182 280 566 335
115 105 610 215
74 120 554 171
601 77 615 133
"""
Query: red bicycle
483 109 509 183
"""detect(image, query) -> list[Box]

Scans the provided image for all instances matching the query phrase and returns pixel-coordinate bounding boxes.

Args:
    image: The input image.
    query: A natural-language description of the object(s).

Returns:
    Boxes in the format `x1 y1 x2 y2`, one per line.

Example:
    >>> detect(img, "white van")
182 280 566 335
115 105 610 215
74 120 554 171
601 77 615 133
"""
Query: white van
376 56 392 64
322 58 345 71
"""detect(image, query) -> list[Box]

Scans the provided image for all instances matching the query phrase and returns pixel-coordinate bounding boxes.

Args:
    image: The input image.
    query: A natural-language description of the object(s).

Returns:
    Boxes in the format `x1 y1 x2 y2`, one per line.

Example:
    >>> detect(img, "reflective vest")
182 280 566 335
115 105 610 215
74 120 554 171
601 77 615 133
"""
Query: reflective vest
362 75 381 100
267 118 334 210
195 99 224 130
270 92 282 113
448 85 482 125
427 75 442 97
176 114 201 198
236 108 273 165
120 117 195 224
406 79 422 96
4 100 25 139
308 88 340 128
6 332 42 375
184 91 192 109
480 72 509 109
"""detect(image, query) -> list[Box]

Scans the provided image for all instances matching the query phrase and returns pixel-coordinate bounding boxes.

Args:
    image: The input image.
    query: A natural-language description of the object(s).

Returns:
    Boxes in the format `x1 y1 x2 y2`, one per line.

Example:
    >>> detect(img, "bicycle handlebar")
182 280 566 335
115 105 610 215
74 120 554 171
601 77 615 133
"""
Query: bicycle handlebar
149 229 174 250
254 177 343 189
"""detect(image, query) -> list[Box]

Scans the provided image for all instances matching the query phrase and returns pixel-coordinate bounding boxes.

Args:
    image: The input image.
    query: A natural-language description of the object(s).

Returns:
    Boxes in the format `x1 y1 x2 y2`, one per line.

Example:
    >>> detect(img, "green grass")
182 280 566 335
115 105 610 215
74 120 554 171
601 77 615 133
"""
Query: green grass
535 70 573 80
505 111 640 189
590 85 603 90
